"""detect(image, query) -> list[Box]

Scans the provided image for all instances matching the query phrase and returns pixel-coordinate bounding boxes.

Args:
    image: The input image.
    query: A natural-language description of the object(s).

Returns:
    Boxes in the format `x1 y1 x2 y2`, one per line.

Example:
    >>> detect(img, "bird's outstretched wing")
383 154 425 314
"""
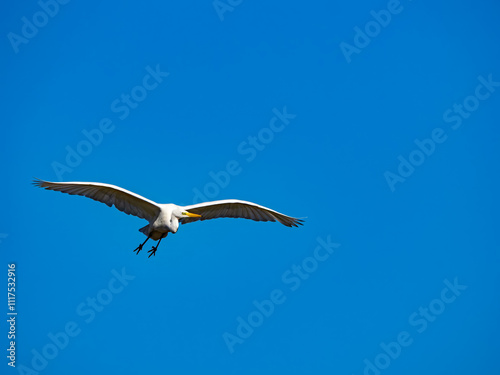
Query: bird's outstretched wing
33 179 161 222
181 199 304 227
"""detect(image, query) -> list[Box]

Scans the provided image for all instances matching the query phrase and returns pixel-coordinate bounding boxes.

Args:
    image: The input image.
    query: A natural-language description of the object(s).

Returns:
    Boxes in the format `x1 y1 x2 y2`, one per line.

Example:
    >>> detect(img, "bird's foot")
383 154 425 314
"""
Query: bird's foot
148 246 158 258
133 244 143 255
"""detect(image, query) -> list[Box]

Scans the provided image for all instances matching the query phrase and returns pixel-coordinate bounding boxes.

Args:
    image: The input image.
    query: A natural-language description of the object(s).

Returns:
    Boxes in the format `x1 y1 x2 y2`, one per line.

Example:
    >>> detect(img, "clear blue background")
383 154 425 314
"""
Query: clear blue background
1 0 499 374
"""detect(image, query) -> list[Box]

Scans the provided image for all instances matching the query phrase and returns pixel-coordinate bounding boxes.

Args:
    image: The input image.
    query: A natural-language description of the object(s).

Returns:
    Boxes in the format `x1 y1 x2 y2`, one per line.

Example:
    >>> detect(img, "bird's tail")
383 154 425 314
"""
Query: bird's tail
139 225 150 235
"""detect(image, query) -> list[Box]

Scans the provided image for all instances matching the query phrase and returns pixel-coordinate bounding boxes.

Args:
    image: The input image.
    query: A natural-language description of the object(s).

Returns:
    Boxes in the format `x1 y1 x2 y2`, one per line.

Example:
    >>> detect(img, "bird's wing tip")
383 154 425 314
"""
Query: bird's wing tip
32 178 51 188
285 218 305 227
32 178 43 187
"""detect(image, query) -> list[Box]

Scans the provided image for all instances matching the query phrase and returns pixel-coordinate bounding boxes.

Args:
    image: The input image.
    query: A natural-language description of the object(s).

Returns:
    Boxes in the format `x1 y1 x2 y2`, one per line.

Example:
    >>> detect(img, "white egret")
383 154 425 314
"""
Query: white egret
33 179 304 257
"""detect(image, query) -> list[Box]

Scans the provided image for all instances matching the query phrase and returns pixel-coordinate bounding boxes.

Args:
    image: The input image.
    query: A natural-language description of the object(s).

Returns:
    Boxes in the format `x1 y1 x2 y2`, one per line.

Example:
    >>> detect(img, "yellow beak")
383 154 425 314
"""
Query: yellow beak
183 211 202 218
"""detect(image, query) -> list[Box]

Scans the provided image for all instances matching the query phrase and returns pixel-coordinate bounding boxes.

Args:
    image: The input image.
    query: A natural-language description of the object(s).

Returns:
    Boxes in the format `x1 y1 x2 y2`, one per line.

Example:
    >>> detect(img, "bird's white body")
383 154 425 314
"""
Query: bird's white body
146 204 181 239
33 179 304 256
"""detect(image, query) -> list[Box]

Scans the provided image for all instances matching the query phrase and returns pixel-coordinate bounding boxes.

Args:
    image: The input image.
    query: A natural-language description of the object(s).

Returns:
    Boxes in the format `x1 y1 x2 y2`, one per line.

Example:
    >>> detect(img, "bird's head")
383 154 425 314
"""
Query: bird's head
169 208 202 232
178 210 202 219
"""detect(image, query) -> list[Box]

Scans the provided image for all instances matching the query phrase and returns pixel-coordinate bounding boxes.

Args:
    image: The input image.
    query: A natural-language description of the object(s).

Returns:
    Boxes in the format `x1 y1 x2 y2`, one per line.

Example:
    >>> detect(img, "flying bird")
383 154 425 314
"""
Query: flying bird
33 179 304 257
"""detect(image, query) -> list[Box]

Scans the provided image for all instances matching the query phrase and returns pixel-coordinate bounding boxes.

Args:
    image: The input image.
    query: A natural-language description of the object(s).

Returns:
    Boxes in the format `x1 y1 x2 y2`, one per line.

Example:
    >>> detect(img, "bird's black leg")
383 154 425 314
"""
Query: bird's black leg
148 236 165 258
133 235 151 255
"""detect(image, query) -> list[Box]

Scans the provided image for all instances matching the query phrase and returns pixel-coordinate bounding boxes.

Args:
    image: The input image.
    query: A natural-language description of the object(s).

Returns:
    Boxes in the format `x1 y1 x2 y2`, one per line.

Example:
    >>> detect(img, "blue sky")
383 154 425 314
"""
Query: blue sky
2 0 500 374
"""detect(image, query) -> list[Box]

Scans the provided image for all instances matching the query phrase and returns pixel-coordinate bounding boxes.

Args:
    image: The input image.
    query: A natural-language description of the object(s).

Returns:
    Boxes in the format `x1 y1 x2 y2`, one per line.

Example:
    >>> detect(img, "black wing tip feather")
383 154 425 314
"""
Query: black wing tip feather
32 178 45 188
290 218 305 228
279 217 305 228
